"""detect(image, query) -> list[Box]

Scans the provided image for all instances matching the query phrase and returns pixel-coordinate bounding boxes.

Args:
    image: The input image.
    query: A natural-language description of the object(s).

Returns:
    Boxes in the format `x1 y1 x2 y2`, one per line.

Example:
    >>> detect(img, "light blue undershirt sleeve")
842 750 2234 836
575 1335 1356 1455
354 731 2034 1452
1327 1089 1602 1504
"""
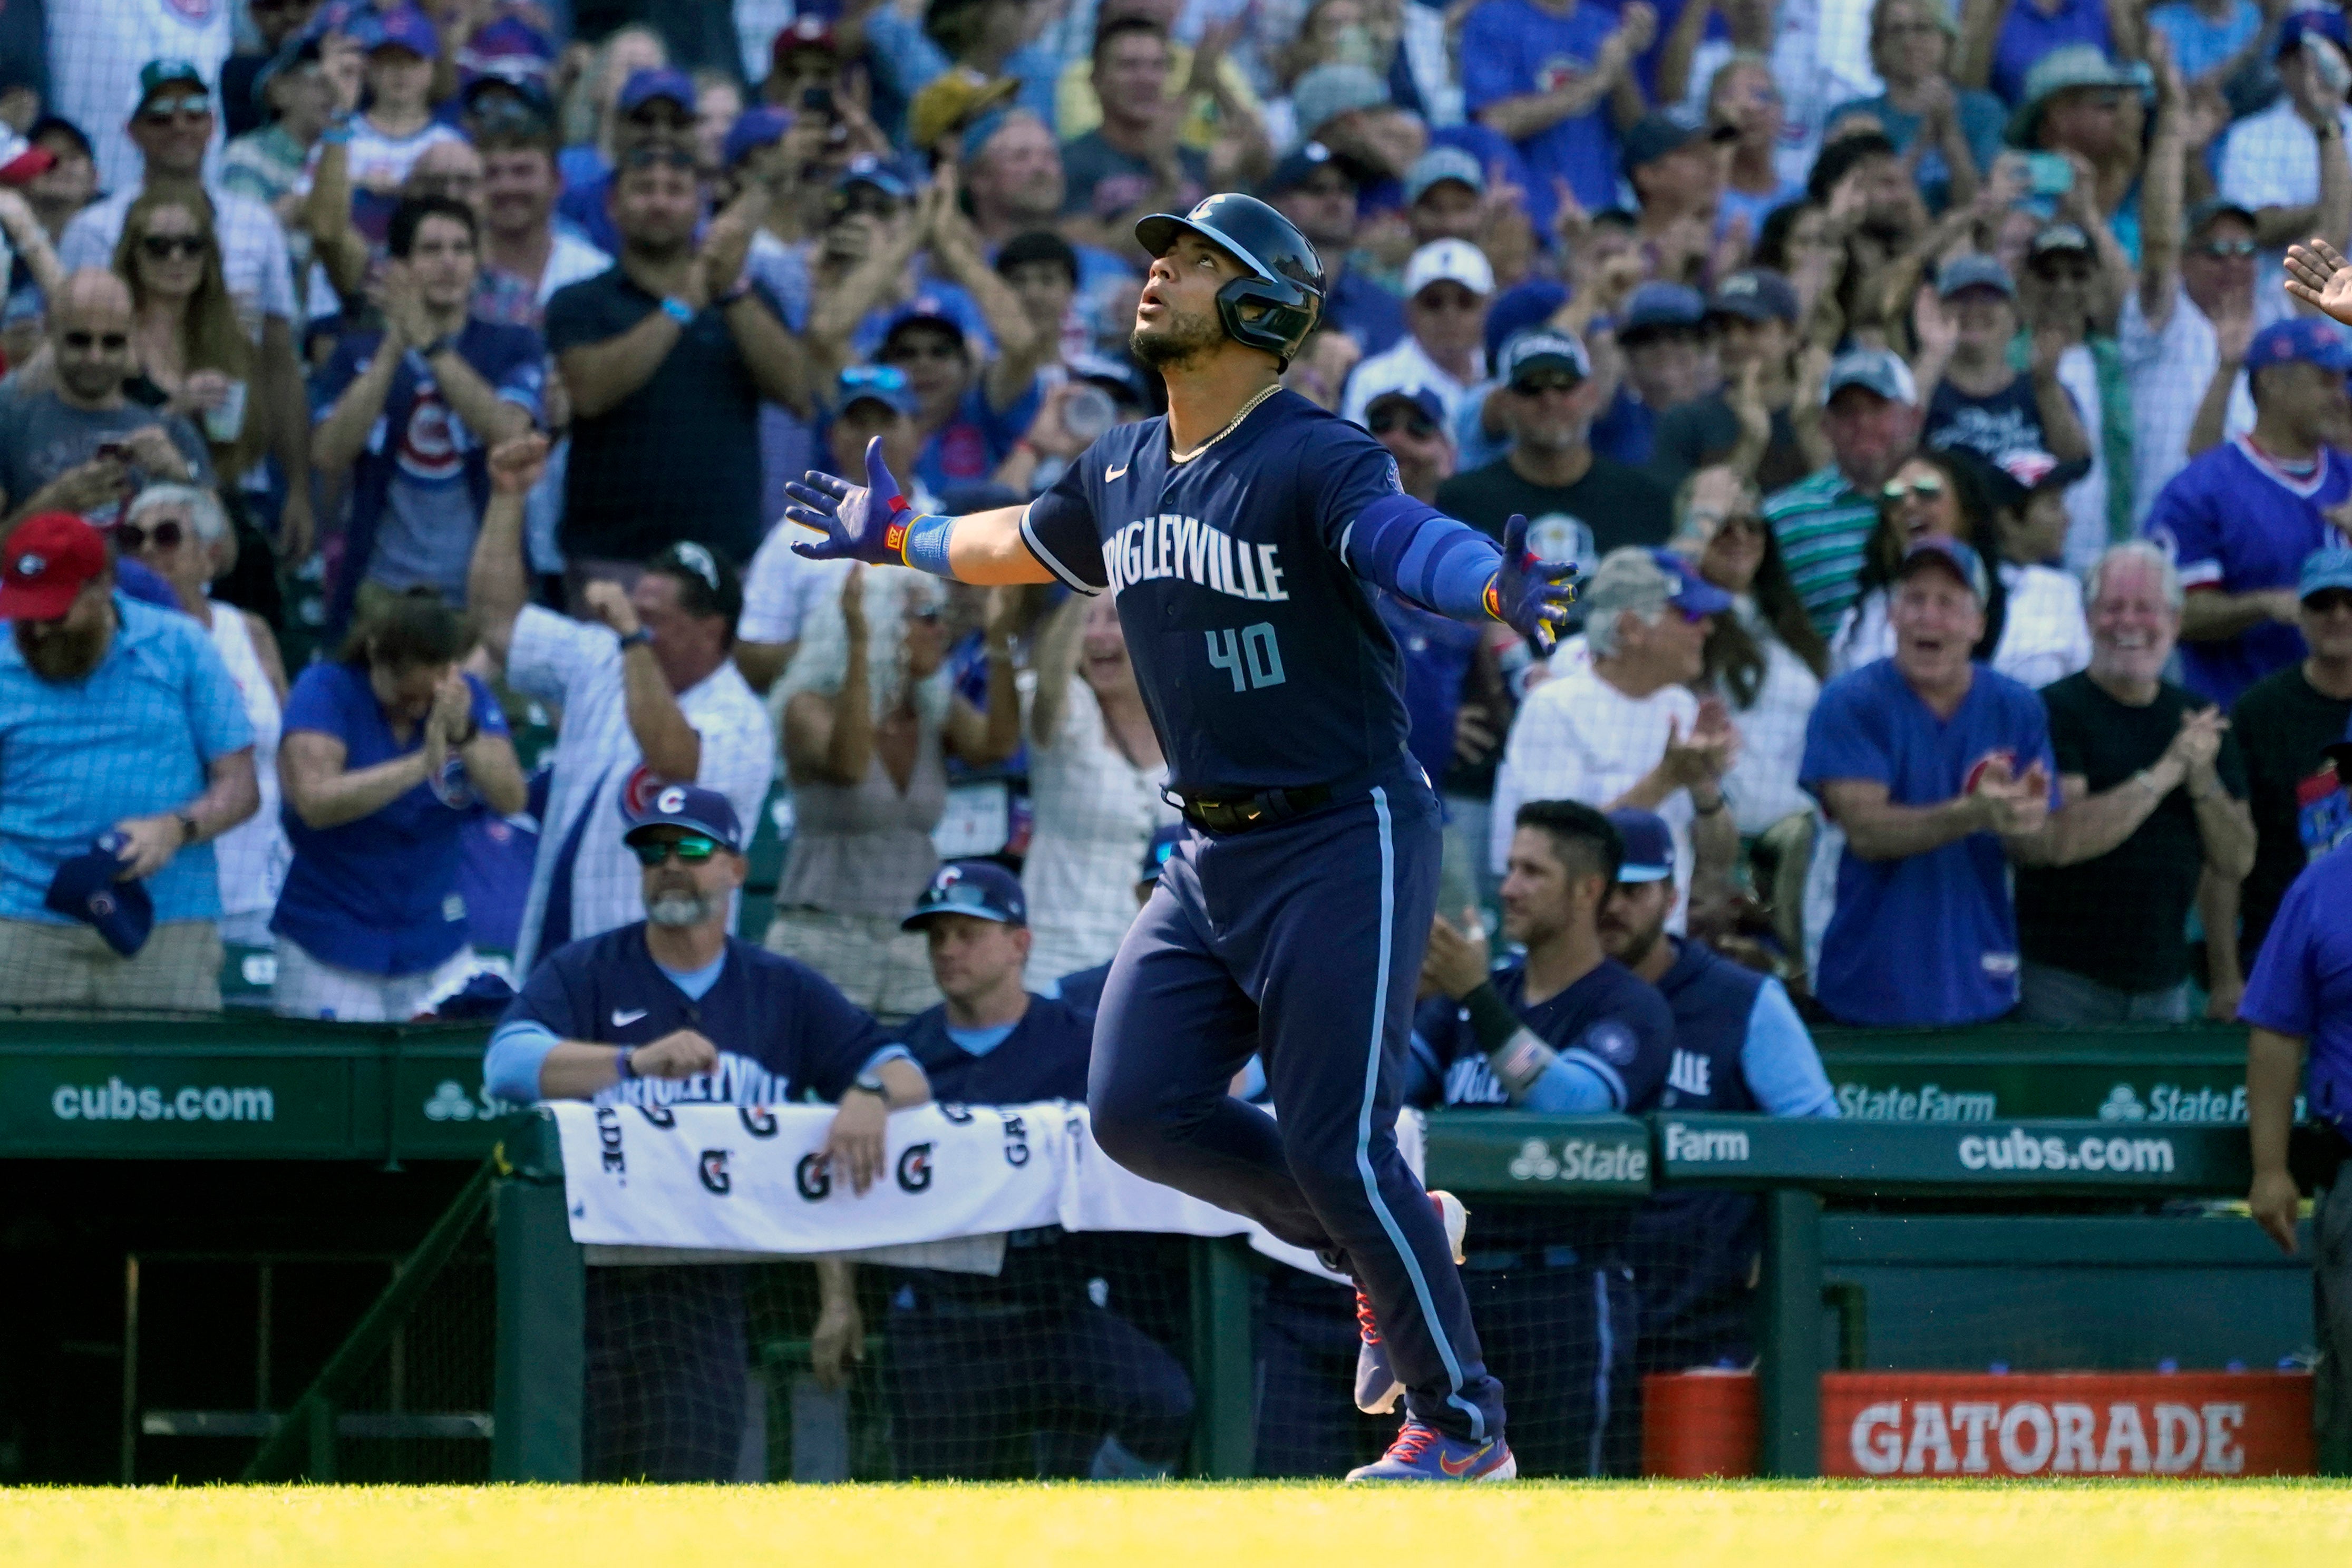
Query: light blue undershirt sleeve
1742 978 1840 1117
484 1020 561 1104
1517 1057 1616 1114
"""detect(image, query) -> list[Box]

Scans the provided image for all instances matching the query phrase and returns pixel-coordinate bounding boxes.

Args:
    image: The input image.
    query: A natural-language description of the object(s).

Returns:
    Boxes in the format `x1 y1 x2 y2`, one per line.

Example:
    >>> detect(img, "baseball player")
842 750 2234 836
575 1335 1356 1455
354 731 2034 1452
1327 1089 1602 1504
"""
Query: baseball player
786 192 1578 1480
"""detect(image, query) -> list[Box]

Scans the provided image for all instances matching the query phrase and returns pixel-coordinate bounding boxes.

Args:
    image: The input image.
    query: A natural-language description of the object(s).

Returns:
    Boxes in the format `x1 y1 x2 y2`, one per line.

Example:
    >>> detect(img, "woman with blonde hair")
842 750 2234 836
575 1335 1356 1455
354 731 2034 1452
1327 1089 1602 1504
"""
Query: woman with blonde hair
111 189 267 482
770 566 1021 1022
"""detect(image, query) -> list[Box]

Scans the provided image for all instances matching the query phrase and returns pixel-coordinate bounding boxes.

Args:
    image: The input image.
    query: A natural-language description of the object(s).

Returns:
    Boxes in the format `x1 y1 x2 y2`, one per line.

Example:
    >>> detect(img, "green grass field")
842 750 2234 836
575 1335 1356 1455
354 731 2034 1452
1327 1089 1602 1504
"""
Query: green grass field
8 1482 2352 1567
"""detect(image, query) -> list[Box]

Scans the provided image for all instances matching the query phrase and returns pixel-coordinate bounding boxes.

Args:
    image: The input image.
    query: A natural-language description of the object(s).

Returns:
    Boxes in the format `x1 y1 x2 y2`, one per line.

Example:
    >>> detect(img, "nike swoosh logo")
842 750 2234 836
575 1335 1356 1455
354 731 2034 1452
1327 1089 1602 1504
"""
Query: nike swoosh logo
1105 462 1129 481
611 1008 648 1027
1439 1442 1492 1477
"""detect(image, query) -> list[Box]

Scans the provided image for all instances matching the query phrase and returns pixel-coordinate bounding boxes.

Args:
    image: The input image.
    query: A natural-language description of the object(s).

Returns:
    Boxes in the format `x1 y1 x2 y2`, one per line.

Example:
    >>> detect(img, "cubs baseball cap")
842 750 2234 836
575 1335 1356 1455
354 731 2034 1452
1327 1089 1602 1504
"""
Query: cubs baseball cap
1069 351 1148 407
835 152 913 201
1620 112 1735 179
1822 346 1920 406
1262 141 1366 196
1405 145 1484 205
1897 535 1991 602
2301 546 2352 600
135 59 209 109
902 860 1028 930
1708 268 1800 324
1484 278 1569 364
1986 447 2092 507
835 364 920 418
2247 316 2352 376
1139 822 1187 884
621 783 745 853
1364 384 1449 431
723 106 792 168
618 67 695 116
43 832 153 958
1603 809 1675 883
1499 328 1591 386
1 512 110 621
2279 7 2350 58
1403 238 1494 299
1935 252 2015 299
1580 546 1734 629
357 5 440 59
1617 281 1707 340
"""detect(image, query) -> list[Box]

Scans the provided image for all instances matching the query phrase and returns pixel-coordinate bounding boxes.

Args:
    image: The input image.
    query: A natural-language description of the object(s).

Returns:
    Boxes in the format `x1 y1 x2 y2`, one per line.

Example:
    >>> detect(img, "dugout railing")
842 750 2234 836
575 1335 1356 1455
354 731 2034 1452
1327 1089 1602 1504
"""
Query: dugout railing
479 1105 2341 1482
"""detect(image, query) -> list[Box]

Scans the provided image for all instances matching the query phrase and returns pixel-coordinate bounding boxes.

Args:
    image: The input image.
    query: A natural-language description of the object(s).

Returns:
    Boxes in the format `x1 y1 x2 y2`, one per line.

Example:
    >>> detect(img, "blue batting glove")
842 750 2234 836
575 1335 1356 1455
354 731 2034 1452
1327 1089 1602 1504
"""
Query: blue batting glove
786 436 913 565
1491 513 1580 656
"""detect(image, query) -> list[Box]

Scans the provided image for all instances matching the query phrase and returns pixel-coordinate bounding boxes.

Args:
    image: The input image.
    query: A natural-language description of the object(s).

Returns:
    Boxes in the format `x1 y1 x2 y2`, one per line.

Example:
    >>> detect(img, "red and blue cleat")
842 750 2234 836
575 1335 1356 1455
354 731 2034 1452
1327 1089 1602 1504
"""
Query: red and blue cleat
1354 1190 1471 1415
1346 1419 1517 1482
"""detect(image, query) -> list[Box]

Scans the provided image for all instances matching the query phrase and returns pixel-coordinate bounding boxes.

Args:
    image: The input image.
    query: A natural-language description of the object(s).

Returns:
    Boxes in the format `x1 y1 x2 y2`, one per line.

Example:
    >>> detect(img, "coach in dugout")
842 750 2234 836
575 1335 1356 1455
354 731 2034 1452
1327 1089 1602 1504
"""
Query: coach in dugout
482 783 929 1482
2243 740 2352 1470
1597 809 1837 1380
847 861 1195 1478
1413 801 1677 1477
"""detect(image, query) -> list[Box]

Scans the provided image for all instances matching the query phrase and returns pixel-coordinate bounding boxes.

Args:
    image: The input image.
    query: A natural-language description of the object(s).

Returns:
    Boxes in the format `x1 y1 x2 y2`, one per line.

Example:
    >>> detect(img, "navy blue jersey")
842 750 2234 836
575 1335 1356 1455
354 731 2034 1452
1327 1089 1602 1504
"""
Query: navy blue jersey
1021 389 1418 793
1409 957 1675 1258
897 994 1096 1105
1649 939 1764 1114
500 924 886 1106
1054 960 1112 1018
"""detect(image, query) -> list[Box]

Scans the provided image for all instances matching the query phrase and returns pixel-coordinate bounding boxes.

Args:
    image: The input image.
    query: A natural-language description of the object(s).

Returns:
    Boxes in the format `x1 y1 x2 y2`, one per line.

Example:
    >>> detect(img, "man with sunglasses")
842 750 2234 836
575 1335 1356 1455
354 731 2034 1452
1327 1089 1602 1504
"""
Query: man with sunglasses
0 269 212 539
57 59 312 563
786 190 1580 1482
483 781 929 1482
48 5 231 197
1339 239 1493 428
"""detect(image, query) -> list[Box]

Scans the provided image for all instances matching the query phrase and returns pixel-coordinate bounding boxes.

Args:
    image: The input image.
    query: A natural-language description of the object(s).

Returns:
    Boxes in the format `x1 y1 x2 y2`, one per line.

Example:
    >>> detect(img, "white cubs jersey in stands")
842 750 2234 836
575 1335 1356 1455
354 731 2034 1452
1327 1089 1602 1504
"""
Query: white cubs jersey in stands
45 0 232 194
506 607 775 973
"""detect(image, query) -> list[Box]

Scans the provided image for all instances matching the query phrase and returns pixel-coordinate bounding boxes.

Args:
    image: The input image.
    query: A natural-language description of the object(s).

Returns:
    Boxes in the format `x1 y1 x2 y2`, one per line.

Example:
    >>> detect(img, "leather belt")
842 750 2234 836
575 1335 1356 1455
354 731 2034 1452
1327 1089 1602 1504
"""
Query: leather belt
1167 782 1334 835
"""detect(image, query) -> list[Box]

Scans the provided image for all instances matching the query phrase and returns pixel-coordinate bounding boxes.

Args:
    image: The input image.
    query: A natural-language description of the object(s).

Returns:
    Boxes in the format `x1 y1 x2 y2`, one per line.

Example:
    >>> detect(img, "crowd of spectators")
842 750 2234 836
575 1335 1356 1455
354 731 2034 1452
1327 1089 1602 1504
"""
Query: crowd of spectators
5 0 2352 1482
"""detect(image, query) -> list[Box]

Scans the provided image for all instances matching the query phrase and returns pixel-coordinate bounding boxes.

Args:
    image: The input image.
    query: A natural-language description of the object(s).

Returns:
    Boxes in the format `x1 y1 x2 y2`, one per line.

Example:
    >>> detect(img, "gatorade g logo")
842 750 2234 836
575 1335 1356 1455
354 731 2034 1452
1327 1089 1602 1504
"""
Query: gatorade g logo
637 1104 675 1129
897 1142 935 1192
1003 1113 1029 1167
939 1103 975 1125
739 1105 779 1138
794 1152 831 1201
698 1149 732 1195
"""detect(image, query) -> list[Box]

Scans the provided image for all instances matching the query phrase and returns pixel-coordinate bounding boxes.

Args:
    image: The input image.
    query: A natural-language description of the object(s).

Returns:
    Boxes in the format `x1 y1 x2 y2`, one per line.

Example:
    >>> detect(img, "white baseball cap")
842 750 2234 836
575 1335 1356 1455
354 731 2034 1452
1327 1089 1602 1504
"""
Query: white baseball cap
1403 239 1494 299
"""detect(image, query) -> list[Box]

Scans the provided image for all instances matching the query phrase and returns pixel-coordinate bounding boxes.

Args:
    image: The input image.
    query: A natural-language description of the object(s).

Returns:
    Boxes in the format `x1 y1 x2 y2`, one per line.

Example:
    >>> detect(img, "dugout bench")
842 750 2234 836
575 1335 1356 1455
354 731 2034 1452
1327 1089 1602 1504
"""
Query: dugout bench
0 1014 2321 1484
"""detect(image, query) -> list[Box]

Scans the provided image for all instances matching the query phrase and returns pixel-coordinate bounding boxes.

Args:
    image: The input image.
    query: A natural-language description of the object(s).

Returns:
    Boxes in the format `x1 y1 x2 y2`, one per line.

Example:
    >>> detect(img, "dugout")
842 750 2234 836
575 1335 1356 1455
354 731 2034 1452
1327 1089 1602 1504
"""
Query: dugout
0 1015 2335 1483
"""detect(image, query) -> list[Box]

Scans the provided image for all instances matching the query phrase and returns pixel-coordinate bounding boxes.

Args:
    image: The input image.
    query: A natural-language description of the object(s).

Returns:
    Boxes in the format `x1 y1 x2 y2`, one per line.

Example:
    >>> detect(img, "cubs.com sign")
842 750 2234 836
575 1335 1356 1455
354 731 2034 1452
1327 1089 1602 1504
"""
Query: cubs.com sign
1823 1372 2312 1478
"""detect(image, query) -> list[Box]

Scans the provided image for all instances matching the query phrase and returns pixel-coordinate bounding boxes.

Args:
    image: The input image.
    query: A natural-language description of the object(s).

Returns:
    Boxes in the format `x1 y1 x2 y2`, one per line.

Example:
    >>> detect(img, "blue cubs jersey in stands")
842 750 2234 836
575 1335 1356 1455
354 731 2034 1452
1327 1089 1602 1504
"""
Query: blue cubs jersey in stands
897 994 1095 1104
500 924 886 1105
2141 437 2352 707
1020 389 1418 793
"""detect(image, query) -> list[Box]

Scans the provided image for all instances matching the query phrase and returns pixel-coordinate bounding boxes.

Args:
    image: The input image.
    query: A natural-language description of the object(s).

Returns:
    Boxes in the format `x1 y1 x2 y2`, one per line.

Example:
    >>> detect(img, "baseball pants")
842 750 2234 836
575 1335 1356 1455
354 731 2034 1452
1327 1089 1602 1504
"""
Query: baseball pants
1087 776 1508 1446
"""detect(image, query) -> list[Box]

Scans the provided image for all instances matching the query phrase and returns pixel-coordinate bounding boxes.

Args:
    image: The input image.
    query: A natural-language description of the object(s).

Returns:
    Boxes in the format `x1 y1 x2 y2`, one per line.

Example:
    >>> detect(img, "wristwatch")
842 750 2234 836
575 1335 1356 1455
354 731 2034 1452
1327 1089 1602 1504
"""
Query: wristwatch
850 1069 888 1099
616 626 654 651
616 1046 638 1080
174 809 199 845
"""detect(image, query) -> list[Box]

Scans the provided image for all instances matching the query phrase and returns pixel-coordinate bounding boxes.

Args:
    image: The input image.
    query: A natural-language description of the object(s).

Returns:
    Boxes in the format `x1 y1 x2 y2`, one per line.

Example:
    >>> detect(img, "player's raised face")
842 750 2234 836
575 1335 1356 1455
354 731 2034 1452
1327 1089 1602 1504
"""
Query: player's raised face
1133 230 1241 367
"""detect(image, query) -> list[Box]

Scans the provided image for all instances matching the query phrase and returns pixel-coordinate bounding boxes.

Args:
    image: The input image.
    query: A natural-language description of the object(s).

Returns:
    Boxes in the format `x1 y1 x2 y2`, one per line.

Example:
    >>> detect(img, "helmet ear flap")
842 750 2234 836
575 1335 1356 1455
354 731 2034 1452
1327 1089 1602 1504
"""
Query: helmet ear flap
1215 273 1319 369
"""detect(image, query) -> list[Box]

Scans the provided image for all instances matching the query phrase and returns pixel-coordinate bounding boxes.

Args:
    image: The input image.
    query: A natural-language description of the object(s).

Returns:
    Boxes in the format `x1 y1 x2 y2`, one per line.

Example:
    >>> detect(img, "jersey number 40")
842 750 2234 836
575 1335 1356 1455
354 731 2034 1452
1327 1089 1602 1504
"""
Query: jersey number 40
1206 624 1287 692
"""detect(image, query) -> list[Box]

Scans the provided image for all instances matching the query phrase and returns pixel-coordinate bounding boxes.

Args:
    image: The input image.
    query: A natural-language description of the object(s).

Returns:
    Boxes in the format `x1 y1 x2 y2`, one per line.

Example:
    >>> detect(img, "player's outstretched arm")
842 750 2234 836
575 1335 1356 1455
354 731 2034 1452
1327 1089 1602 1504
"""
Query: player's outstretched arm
1349 499 1580 653
786 436 1055 586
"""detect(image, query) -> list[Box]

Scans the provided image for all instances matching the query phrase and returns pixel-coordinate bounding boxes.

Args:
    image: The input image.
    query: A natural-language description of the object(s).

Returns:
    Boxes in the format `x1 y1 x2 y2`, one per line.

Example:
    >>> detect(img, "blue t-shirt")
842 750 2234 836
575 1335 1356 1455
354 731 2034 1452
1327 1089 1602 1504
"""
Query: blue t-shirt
1801 658 2060 1026
1021 388 1421 793
273 662 511 976
911 374 1043 498
2240 839 2352 1134
898 992 1095 1104
1377 591 1481 787
2142 437 2351 709
1822 89 2006 210
1989 0 2114 105
1460 0 1625 215
0 595 252 924
1590 388 1657 468
2149 0 2262 83
491 925 889 1107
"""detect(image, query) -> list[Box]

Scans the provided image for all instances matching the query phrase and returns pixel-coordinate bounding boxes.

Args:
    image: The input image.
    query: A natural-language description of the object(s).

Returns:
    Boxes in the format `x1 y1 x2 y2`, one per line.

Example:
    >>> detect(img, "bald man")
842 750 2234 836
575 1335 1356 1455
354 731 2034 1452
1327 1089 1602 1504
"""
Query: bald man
0 269 216 542
403 138 489 226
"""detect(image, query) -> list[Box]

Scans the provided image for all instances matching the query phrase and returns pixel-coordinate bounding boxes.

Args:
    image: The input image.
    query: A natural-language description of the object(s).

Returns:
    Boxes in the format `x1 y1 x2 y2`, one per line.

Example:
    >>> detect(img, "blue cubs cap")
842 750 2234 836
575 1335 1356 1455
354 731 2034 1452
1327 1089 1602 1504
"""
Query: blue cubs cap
618 67 695 115
1484 278 1569 365
2247 316 2352 376
1140 823 1187 885
1619 111 1734 180
1364 384 1449 430
2301 546 2352 599
1650 547 1734 618
357 5 439 59
1604 809 1675 883
835 152 913 200
1618 281 1707 339
44 833 154 958
621 783 744 853
1500 327 1591 386
1262 140 1366 196
2279 7 2350 59
1898 535 1991 602
902 860 1028 929
724 106 792 168
835 363 919 418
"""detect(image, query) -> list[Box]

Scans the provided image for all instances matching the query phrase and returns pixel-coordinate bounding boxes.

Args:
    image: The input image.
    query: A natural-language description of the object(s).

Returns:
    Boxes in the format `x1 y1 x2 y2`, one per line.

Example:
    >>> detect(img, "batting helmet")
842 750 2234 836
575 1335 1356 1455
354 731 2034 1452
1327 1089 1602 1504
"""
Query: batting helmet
1135 193 1324 367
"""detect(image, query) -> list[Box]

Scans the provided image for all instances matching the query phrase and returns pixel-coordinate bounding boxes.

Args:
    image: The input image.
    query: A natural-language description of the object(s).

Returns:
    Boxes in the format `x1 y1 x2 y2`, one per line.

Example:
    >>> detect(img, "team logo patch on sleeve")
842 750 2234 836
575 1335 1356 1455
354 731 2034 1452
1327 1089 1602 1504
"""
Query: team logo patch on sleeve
1581 1021 1639 1067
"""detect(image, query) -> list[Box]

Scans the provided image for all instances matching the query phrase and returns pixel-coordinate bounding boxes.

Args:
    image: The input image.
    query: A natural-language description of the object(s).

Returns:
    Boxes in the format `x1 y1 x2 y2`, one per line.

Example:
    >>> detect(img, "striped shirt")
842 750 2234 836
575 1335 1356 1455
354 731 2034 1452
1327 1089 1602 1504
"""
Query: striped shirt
1764 465 1879 642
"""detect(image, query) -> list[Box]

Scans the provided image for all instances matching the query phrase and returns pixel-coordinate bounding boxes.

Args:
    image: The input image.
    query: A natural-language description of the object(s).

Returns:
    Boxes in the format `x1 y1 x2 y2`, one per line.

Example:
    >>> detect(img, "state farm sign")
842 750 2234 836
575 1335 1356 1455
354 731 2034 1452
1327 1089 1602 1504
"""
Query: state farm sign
1821 1372 2313 1478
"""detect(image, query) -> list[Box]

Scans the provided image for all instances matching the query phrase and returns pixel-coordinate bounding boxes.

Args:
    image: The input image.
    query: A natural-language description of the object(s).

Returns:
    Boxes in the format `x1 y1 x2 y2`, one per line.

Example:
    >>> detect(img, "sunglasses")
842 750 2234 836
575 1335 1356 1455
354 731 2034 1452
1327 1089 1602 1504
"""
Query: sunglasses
2308 589 2352 615
1369 407 1437 439
1511 374 1583 397
1714 512 1766 537
139 233 207 260
2192 239 2257 259
115 519 186 552
62 330 131 351
630 834 721 867
138 94 211 124
620 144 697 172
1882 475 1946 503
831 188 902 221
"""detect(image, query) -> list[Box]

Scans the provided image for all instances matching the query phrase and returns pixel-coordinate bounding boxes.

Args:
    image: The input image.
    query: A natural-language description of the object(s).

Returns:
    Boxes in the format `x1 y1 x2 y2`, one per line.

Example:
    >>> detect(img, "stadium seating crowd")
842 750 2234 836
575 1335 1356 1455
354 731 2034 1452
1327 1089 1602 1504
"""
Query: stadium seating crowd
4 0 2352 1481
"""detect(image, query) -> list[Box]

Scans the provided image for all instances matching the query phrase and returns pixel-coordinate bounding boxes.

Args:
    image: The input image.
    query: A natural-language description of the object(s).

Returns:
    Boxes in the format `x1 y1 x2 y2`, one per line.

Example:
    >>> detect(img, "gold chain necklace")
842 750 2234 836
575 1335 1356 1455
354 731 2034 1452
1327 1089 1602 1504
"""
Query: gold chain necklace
1169 381 1282 464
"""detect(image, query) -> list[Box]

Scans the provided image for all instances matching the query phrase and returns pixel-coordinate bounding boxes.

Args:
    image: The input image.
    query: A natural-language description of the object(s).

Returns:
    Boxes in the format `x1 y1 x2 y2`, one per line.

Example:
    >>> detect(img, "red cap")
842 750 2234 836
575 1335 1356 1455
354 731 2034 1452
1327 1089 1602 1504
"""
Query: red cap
772 15 838 65
1 513 110 621
0 130 54 185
